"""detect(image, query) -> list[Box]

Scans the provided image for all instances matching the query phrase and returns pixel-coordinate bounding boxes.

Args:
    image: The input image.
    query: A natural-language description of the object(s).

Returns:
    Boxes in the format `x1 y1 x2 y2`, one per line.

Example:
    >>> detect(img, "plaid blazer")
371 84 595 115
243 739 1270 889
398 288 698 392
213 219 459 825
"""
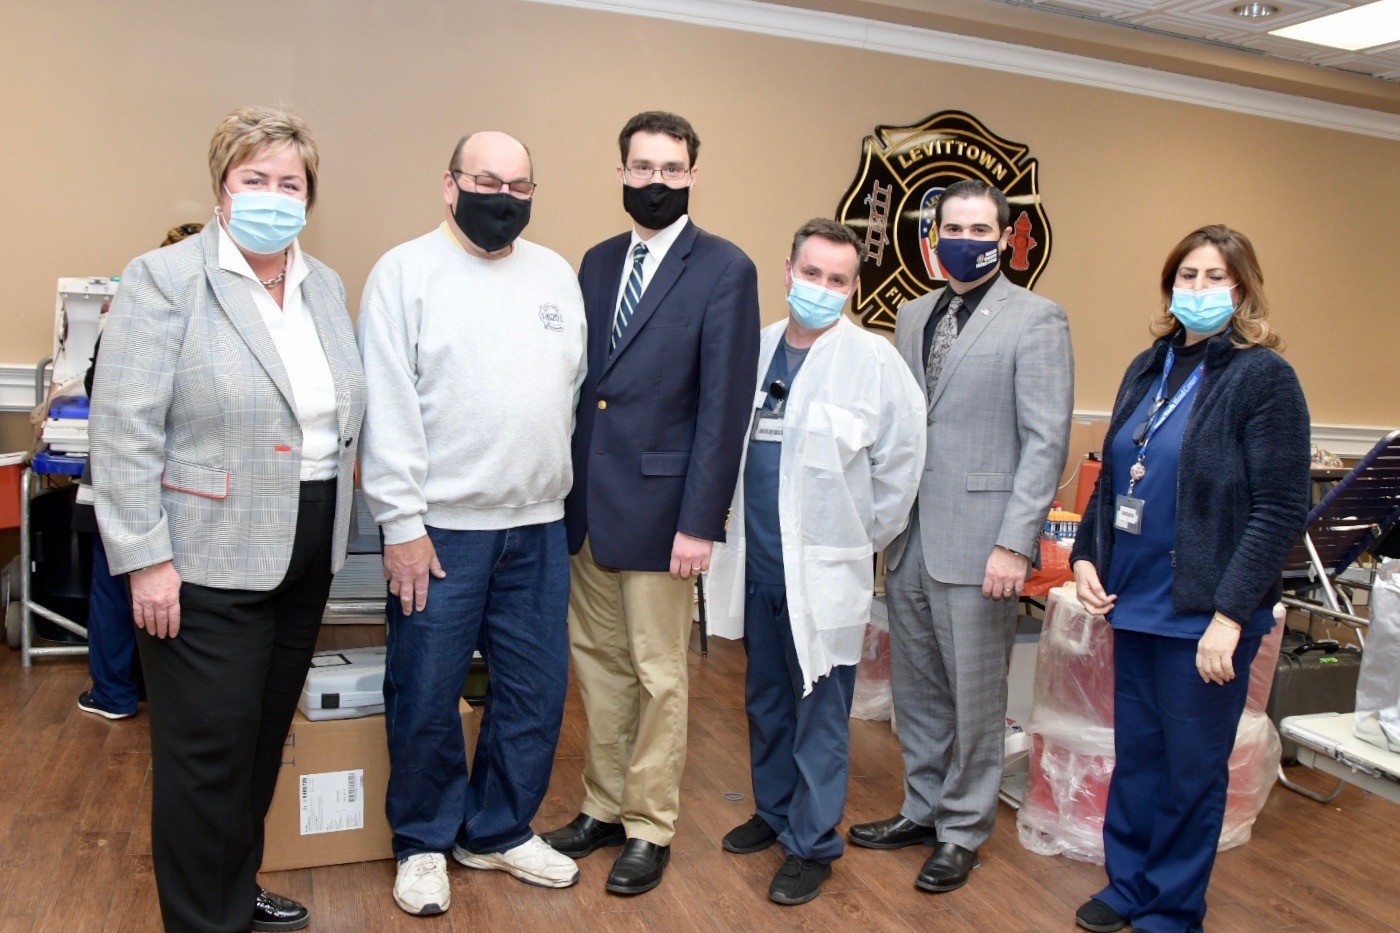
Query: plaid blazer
90 221 366 589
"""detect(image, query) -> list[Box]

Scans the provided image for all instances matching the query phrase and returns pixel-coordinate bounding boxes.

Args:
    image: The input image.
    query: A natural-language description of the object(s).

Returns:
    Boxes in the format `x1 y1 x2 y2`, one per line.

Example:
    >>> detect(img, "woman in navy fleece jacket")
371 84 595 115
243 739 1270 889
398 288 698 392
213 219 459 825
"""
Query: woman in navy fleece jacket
1069 225 1310 933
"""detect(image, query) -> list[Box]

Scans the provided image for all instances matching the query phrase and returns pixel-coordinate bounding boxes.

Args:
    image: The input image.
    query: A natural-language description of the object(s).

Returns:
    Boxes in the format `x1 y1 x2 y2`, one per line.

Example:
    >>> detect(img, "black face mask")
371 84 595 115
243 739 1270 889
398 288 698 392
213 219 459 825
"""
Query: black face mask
453 189 531 253
622 182 689 231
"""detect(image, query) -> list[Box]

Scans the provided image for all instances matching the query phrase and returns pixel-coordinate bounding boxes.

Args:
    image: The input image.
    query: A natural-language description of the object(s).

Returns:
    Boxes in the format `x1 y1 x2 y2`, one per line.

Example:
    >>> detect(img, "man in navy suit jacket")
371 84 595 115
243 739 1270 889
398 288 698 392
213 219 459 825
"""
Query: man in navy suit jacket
543 112 760 895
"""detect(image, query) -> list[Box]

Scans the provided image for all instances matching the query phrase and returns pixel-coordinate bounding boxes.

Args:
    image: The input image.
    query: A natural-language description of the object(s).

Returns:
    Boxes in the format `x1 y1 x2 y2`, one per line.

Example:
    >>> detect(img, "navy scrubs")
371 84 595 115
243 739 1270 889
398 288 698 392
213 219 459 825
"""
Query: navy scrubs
742 339 857 864
1095 349 1269 932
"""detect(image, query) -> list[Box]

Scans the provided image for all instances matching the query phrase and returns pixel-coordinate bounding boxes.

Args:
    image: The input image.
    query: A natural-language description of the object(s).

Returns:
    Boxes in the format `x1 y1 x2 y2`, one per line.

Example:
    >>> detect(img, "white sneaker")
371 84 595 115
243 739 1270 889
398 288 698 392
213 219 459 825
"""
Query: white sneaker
393 852 450 915
452 834 579 888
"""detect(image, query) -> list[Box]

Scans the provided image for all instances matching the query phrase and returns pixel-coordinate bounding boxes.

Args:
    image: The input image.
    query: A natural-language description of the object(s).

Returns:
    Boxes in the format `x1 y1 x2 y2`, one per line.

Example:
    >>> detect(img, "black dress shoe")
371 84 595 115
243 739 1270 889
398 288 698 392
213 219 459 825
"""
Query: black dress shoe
848 815 939 850
541 813 626 858
252 887 309 932
1076 898 1127 932
915 842 979 893
605 839 670 895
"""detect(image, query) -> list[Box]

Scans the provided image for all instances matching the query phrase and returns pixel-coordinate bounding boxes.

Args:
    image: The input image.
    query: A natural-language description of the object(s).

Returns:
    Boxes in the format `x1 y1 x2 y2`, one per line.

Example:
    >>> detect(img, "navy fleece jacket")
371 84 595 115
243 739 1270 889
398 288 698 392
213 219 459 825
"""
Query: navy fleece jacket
1071 330 1311 625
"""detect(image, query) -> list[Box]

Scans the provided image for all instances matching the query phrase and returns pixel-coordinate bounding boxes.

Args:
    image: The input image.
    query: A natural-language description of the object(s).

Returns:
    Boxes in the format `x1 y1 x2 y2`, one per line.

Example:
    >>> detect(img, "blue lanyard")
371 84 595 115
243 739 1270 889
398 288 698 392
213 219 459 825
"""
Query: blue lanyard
1128 347 1203 493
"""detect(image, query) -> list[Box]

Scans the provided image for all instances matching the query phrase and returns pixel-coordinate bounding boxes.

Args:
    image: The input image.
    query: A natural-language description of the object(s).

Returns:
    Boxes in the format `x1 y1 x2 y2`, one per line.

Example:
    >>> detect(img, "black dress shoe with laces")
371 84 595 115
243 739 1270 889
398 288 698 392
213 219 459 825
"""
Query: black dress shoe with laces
541 813 627 858
768 855 832 906
722 814 779 854
252 887 309 931
605 839 670 895
1076 898 1127 932
915 842 979 893
848 815 939 850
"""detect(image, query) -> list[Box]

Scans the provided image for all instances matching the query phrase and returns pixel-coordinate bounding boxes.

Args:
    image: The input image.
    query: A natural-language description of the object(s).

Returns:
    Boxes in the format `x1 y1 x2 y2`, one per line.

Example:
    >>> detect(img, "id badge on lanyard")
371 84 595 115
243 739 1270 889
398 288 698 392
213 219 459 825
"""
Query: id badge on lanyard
1115 347 1202 536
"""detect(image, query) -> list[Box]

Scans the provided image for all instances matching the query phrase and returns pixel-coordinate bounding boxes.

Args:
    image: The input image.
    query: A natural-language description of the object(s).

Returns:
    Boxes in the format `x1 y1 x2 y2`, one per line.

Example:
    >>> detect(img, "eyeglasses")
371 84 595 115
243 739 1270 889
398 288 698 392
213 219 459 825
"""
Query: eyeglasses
451 171 537 198
624 164 691 184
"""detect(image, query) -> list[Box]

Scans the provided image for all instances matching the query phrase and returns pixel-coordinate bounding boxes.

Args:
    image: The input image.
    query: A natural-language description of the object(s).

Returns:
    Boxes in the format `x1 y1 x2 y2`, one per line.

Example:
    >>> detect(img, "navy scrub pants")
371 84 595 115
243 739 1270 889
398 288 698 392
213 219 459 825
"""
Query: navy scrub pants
743 581 856 864
1095 628 1263 933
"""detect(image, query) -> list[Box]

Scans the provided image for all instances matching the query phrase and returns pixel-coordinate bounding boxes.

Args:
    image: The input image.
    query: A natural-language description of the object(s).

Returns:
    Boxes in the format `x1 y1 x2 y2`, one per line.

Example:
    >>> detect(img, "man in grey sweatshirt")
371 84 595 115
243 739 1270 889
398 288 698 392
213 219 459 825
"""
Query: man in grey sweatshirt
357 131 587 917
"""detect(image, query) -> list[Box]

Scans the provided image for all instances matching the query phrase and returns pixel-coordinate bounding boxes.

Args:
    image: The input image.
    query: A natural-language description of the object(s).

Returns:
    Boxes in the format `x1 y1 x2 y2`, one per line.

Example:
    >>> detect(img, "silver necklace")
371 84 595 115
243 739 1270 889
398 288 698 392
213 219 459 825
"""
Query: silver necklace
259 251 289 289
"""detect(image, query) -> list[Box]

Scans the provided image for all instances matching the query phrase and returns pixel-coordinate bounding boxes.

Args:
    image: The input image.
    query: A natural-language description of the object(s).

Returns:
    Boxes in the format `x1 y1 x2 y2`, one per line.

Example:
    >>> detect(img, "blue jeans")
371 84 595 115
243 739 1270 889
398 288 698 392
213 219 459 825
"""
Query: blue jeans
384 521 570 858
87 534 139 714
744 581 856 863
1097 629 1262 933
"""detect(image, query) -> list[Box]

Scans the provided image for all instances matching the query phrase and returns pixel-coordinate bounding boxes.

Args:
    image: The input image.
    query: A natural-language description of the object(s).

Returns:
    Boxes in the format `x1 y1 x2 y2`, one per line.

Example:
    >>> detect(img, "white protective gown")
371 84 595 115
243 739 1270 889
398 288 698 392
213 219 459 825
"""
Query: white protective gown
708 316 926 693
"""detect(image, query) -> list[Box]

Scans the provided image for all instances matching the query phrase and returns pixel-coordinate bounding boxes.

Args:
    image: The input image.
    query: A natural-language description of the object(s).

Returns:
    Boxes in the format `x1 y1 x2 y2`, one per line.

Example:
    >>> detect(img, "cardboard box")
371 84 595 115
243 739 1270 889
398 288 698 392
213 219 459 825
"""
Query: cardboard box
262 700 476 871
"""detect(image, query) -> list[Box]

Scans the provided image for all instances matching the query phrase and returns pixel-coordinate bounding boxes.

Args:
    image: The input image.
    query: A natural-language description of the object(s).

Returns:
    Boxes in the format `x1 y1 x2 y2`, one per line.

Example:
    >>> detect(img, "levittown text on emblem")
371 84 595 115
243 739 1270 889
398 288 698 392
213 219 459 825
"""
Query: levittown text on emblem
835 111 1052 332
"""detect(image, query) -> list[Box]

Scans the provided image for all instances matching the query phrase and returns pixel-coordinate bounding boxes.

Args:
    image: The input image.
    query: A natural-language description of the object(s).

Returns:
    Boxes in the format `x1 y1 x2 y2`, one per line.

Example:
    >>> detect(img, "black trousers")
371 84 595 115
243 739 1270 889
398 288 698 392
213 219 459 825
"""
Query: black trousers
137 480 336 933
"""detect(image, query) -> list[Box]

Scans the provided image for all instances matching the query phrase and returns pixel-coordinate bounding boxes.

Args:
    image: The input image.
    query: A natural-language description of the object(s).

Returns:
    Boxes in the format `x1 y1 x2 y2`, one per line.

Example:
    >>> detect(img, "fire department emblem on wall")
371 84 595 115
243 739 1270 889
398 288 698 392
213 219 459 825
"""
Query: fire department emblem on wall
836 111 1052 332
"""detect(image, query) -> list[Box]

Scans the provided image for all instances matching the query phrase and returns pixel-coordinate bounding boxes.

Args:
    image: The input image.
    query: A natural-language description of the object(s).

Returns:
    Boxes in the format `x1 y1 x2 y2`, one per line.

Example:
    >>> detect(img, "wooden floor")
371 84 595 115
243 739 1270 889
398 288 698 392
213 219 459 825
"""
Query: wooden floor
1 630 1398 932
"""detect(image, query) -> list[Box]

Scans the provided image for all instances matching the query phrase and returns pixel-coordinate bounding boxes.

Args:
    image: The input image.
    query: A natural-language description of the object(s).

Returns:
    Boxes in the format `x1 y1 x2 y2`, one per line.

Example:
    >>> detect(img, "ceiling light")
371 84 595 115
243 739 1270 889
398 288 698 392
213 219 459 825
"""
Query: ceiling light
1232 3 1279 17
1269 0 1400 50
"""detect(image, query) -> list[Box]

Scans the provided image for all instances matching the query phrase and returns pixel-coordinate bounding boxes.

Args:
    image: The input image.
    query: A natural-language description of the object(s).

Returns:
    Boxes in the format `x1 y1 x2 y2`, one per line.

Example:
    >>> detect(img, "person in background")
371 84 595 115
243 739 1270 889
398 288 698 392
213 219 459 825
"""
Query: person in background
1069 225 1310 933
358 130 586 917
76 222 201 721
543 111 760 896
849 178 1074 895
91 108 365 933
707 218 925 905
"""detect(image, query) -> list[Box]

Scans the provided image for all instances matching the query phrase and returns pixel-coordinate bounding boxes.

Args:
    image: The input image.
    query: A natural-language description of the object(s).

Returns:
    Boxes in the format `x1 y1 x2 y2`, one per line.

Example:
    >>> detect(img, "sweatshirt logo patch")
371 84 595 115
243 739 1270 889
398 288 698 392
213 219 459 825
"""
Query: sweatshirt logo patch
539 303 564 332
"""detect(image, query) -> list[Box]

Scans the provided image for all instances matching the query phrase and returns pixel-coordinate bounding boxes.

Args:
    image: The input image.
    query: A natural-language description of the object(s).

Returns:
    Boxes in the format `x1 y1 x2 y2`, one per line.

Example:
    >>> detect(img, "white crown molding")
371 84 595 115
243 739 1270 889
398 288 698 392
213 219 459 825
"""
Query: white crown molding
0 365 38 416
519 0 1400 140
1074 409 1392 459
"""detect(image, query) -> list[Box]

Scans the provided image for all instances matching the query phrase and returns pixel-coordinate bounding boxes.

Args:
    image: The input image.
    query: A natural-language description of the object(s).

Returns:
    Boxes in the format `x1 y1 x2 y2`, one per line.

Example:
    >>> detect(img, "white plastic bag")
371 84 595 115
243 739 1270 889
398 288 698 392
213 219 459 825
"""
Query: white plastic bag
851 595 893 721
1355 560 1400 752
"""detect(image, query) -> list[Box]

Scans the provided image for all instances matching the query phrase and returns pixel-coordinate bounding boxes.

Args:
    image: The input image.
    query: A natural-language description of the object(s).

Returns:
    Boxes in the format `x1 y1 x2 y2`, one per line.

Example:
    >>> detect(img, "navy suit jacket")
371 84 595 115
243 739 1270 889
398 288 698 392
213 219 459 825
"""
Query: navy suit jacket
566 220 760 571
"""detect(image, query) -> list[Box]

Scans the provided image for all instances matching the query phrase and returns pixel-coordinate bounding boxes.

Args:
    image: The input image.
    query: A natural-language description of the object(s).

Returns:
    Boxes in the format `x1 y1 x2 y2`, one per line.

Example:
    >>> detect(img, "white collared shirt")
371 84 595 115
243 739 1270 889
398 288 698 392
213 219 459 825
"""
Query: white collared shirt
217 224 340 481
612 212 689 327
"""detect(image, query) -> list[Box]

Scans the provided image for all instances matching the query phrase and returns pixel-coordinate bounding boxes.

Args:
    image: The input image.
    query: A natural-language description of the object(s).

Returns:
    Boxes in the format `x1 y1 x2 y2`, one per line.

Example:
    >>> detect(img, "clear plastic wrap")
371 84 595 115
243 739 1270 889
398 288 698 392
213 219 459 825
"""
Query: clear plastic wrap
851 594 892 721
1355 560 1400 753
1017 586 1284 863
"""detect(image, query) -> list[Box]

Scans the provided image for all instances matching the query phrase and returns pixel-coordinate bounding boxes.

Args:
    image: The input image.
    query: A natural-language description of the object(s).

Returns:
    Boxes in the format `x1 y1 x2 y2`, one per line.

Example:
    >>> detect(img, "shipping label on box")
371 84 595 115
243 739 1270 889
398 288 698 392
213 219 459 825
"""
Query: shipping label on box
299 769 365 835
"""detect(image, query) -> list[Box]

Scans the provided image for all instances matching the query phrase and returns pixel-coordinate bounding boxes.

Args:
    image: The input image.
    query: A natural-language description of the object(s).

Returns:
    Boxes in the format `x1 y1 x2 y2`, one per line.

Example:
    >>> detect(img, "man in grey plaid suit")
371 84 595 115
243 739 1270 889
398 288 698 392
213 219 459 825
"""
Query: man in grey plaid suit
848 179 1073 894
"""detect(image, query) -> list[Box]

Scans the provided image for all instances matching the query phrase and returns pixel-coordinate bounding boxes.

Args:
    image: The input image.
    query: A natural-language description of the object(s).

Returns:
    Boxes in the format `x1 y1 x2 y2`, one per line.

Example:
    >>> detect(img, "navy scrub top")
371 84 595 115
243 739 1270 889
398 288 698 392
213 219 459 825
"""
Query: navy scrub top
744 338 809 586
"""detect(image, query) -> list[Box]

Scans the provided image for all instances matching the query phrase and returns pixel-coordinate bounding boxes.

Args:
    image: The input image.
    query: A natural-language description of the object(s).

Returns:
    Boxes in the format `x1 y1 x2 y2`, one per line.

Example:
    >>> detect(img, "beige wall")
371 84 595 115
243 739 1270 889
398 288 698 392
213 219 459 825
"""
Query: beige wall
3 0 1397 425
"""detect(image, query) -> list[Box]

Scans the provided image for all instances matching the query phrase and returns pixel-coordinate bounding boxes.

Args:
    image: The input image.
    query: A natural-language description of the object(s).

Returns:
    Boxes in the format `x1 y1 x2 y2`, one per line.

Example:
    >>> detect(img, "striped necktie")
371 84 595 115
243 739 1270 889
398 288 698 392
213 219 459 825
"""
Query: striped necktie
611 242 649 353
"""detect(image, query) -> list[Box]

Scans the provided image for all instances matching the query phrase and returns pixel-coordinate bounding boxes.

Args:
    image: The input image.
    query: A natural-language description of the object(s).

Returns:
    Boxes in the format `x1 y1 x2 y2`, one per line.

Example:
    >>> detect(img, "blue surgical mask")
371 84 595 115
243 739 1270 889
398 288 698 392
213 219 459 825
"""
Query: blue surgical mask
787 278 847 329
223 187 306 254
1170 285 1235 335
934 236 1000 283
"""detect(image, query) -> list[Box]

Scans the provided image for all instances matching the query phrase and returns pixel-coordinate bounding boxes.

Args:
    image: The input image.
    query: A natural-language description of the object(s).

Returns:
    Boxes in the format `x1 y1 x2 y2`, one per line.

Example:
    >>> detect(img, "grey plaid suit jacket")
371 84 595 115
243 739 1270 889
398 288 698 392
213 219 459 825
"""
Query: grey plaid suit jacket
90 221 366 589
884 274 1074 584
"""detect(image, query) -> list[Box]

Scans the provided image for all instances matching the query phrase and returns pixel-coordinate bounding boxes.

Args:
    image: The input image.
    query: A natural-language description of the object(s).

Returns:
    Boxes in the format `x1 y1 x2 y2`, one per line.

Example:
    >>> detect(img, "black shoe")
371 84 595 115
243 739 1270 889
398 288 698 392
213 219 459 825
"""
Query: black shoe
914 842 979 893
722 814 779 854
541 813 626 859
77 690 135 721
848 815 938 850
605 839 670 895
1076 898 1127 932
252 887 309 932
768 855 831 906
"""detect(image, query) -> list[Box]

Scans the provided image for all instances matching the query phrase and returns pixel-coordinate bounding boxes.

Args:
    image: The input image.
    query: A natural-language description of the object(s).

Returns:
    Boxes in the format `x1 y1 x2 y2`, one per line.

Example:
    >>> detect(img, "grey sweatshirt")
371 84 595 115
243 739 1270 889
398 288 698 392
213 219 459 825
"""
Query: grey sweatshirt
357 224 586 544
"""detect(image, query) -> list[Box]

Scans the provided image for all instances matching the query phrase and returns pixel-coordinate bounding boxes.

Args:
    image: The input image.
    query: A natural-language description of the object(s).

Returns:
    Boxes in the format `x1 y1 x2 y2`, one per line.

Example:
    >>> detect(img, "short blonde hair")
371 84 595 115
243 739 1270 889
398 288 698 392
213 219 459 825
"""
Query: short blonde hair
208 106 320 210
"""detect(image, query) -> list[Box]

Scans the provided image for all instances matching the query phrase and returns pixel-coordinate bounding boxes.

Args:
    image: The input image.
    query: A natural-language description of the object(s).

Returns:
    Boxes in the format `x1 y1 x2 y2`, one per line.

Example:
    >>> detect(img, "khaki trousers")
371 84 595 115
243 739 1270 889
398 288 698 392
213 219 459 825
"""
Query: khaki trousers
568 536 693 845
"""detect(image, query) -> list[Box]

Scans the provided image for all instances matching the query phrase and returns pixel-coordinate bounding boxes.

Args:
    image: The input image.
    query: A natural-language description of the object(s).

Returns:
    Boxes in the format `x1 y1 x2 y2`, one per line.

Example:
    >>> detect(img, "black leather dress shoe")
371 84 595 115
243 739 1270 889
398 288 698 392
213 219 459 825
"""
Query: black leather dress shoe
915 842 979 893
848 815 939 850
541 813 626 858
605 839 670 895
252 887 309 931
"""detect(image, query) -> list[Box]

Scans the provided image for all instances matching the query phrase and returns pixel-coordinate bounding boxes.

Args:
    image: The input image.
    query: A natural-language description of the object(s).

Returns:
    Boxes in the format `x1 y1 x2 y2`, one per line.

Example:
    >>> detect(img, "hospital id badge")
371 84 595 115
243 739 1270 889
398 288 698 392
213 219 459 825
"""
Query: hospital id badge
751 410 784 443
1114 494 1144 535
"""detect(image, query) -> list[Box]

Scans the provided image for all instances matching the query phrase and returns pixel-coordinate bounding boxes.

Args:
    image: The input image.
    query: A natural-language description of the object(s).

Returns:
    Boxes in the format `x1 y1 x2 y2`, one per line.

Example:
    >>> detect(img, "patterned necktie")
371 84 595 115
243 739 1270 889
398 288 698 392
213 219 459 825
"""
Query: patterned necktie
611 242 649 353
924 295 963 409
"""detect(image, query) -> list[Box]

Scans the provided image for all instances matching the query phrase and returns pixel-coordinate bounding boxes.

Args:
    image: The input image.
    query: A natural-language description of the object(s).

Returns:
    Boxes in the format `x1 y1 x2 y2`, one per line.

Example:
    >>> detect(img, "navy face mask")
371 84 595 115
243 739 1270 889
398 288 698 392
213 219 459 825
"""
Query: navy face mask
935 236 1001 283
